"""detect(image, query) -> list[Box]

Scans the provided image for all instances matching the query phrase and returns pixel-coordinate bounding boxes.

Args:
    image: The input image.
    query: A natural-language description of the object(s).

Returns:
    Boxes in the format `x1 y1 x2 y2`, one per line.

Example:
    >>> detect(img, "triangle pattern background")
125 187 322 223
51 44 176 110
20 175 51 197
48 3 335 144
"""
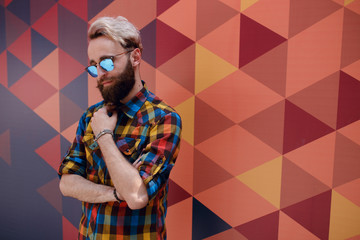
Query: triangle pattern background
0 1 359 239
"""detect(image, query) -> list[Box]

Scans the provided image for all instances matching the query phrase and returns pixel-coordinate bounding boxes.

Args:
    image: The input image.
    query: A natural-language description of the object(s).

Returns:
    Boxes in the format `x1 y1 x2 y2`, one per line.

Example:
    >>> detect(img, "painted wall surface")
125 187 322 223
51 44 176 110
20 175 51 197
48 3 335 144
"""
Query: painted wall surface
1 0 360 239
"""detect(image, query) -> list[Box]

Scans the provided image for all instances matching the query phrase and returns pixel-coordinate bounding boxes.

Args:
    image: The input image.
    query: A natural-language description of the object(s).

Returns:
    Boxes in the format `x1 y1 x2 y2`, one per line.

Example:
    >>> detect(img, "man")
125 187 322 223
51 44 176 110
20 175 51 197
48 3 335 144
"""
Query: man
58 16 182 240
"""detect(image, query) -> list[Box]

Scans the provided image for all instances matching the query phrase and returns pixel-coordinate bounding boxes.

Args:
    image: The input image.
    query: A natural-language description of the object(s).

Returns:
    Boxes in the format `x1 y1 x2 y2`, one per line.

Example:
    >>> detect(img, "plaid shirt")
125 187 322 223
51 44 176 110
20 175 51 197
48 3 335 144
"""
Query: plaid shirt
58 83 182 240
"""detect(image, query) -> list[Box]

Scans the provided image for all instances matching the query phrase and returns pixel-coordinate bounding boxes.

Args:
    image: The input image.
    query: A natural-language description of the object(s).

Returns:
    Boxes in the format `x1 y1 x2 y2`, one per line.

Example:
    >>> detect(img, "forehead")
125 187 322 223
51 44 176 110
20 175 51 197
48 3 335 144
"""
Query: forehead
87 36 124 62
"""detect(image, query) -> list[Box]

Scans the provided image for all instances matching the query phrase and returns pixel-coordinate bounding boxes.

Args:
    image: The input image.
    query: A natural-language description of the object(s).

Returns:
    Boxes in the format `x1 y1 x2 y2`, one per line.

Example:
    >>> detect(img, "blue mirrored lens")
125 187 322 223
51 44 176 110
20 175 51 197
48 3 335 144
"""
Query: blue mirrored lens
87 66 98 77
100 58 114 72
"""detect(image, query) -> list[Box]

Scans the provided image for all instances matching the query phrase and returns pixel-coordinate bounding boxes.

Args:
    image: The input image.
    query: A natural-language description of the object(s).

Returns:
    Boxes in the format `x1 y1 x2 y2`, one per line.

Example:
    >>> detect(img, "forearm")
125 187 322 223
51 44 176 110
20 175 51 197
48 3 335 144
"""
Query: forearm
59 174 121 203
96 134 149 209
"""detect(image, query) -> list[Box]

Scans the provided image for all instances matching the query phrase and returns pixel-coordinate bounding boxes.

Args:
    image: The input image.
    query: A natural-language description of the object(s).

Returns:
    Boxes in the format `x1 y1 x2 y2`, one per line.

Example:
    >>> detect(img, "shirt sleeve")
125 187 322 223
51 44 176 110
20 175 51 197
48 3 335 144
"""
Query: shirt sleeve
139 112 182 201
58 112 88 178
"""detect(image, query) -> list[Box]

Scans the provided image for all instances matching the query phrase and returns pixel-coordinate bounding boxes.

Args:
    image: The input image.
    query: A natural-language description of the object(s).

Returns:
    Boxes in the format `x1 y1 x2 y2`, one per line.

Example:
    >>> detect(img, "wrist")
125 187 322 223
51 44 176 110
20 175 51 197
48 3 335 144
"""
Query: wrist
94 129 113 142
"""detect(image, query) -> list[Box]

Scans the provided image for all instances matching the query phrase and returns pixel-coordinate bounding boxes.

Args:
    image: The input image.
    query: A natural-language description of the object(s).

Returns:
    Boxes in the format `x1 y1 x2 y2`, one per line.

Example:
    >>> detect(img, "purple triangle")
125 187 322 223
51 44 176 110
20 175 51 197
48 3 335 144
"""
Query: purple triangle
0 6 5 53
31 29 57 67
282 191 332 240
239 14 287 68
59 93 84 132
60 72 88 110
7 0 30 25
37 178 63 214
5 9 29 47
7 51 30 87
336 71 360 129
283 100 334 154
140 19 157 68
87 0 113 21
30 0 56 24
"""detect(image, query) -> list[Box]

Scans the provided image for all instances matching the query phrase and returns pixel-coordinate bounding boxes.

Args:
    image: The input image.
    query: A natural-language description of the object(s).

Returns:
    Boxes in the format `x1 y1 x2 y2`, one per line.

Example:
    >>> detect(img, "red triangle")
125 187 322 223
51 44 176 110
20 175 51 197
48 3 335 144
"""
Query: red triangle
0 129 11 166
337 71 360 129
58 0 87 22
7 28 32 67
59 49 85 89
240 100 285 154
333 133 360 187
239 14 287 68
282 191 332 240
30 0 57 24
196 0 239 40
0 51 7 88
194 97 235 145
35 134 61 172
280 158 330 208
235 211 279 240
4 0 13 7
241 41 287 97
283 100 334 154
32 4 58 46
288 0 341 37
37 178 62 214
156 20 194 67
62 216 78 240
288 72 340 129
168 179 192 207
193 149 233 195
157 0 179 15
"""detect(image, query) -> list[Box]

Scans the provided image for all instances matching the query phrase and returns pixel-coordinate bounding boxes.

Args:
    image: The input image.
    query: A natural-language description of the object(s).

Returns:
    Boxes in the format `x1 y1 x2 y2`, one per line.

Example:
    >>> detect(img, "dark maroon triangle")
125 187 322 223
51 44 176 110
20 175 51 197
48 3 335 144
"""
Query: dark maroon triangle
193 149 233 195
333 132 360 187
194 97 235 145
283 100 334 154
336 71 360 129
167 179 191 207
157 0 179 16
288 0 342 38
156 20 194 67
235 211 279 240
282 190 332 240
239 14 287 68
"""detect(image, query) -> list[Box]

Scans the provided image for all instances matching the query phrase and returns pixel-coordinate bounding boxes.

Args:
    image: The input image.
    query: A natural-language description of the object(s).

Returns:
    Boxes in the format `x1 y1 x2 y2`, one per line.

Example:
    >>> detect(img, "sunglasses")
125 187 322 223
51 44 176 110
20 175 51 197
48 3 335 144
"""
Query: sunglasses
86 50 133 77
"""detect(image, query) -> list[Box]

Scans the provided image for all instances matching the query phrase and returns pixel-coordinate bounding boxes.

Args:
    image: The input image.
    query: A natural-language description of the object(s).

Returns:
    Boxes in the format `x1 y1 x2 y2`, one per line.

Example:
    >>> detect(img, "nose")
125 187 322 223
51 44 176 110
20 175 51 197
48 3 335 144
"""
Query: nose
96 65 108 79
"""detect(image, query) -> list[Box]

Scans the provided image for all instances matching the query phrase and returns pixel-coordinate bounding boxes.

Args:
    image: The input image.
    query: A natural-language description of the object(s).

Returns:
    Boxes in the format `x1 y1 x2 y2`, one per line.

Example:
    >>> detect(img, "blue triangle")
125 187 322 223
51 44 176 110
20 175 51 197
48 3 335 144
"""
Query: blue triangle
31 29 57 67
7 51 30 87
58 5 88 65
140 19 157 68
7 0 31 25
60 72 88 111
88 0 114 21
0 6 5 54
192 198 232 240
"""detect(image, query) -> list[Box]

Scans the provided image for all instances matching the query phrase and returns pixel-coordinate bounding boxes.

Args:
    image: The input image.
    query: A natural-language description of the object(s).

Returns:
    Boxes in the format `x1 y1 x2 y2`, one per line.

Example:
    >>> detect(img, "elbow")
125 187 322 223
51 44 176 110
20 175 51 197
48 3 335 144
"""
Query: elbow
59 176 70 197
127 194 149 210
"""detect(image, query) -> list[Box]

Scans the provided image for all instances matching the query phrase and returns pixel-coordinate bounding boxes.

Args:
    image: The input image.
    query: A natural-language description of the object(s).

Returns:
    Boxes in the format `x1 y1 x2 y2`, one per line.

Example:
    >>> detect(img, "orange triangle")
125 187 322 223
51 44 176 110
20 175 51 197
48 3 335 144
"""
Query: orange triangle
218 0 241 12
35 134 61 172
34 92 60 132
167 197 193 240
61 121 78 143
285 132 336 187
278 211 320 240
337 120 360 146
170 139 194 194
157 0 197 41
7 28 31 68
155 70 193 107
198 14 240 67
140 60 156 93
334 178 360 207
33 48 59 90
286 9 343 96
195 125 280 176
243 0 290 38
87 74 102 107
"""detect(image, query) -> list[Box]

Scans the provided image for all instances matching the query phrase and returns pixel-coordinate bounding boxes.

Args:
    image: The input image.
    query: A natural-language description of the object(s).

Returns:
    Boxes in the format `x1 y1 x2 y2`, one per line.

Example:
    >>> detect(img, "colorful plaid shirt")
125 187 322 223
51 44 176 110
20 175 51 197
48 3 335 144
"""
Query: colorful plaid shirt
58 83 182 240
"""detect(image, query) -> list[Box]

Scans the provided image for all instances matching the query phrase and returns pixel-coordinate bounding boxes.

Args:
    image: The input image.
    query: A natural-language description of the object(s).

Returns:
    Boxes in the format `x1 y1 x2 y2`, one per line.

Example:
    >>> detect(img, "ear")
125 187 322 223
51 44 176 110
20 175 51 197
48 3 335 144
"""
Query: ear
130 48 141 67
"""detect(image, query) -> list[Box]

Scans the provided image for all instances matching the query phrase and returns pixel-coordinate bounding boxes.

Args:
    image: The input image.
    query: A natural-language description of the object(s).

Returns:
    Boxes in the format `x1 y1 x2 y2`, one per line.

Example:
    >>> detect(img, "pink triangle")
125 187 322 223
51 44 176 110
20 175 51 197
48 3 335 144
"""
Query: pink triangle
282 191 332 240
7 28 32 67
0 130 11 166
239 14 287 68
35 134 61 172
62 216 78 240
37 178 62 214
31 4 58 46
0 51 7 88
58 0 87 22
59 49 85 89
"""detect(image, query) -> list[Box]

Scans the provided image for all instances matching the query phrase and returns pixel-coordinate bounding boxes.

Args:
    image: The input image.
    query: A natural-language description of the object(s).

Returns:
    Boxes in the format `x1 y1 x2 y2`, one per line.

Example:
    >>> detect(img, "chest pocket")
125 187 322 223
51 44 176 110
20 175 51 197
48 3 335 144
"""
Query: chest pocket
115 137 142 163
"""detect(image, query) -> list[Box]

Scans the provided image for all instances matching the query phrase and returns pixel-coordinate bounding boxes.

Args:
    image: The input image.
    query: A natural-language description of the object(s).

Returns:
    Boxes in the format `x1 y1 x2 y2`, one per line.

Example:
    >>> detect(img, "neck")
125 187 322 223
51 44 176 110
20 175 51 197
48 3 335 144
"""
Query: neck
120 71 142 104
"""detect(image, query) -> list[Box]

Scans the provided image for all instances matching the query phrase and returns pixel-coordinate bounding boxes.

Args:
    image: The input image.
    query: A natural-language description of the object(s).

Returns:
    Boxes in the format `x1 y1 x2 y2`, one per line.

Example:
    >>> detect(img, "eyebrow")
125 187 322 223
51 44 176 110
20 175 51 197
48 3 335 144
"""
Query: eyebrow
88 55 113 65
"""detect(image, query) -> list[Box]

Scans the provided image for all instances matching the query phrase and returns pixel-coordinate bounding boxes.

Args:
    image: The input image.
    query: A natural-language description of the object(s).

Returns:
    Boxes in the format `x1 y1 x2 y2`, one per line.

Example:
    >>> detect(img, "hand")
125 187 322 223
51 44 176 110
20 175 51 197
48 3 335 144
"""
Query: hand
132 156 142 169
91 106 118 136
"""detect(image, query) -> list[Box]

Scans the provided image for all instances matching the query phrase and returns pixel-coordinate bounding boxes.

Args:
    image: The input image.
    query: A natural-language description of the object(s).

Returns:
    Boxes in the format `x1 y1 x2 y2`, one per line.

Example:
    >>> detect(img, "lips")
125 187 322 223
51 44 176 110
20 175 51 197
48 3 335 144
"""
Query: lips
101 80 113 86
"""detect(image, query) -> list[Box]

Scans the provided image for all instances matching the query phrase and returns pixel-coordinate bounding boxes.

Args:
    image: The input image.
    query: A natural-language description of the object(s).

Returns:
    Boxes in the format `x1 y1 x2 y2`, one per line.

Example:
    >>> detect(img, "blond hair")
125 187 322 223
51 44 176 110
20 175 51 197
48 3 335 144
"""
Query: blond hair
88 16 143 52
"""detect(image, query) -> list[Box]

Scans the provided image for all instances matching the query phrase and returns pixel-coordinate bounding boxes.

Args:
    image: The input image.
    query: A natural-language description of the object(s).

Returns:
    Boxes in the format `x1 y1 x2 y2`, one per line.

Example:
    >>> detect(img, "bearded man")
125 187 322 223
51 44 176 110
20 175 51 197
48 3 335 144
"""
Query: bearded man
58 16 182 240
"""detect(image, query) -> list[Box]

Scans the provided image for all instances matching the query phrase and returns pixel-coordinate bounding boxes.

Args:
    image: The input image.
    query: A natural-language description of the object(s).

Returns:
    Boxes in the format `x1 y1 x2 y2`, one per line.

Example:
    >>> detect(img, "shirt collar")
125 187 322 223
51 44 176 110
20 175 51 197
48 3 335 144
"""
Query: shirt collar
118 81 149 119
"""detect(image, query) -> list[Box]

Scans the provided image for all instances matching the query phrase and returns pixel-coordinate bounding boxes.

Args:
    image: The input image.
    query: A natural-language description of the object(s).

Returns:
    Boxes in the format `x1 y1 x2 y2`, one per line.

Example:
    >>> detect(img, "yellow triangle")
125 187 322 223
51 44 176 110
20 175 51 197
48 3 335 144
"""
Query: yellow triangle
34 92 60 132
237 156 282 208
195 44 237 94
241 0 259 11
344 0 355 6
33 48 59 90
329 190 360 240
174 96 194 146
